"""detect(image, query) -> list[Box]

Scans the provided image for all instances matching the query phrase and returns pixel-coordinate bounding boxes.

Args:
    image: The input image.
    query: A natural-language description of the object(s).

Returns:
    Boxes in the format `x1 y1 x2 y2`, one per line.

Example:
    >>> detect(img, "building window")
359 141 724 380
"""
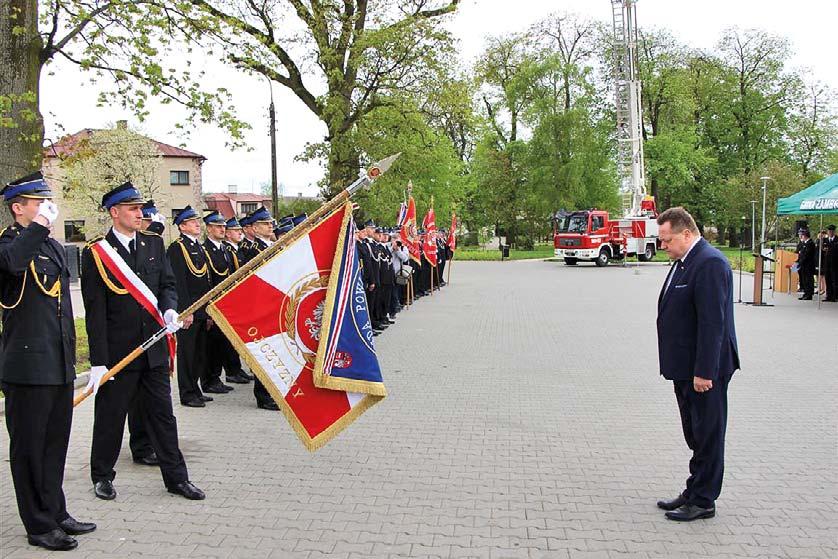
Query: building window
240 202 257 214
170 170 190 185
64 220 85 242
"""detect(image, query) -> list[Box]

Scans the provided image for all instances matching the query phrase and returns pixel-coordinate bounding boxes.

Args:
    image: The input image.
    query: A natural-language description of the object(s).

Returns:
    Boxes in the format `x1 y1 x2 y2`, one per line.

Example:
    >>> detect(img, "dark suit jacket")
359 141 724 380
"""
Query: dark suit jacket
797 238 816 273
203 239 233 288
167 234 211 320
81 229 177 371
0 222 76 385
656 238 740 381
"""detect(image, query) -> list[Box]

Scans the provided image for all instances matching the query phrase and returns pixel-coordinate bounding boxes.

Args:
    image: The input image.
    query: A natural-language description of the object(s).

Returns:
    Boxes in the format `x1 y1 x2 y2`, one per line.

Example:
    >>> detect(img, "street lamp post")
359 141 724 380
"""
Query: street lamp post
750 200 757 251
760 176 771 254
267 78 279 214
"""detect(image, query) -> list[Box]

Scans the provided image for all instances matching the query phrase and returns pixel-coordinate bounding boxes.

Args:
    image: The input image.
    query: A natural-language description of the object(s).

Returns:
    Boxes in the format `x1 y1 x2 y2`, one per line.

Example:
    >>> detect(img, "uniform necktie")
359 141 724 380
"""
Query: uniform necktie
664 259 682 293
128 239 136 256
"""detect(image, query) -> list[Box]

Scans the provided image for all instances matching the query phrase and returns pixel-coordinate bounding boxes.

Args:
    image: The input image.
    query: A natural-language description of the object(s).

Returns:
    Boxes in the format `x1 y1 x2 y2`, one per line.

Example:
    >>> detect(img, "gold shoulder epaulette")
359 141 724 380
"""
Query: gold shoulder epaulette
84 235 104 249
139 229 160 237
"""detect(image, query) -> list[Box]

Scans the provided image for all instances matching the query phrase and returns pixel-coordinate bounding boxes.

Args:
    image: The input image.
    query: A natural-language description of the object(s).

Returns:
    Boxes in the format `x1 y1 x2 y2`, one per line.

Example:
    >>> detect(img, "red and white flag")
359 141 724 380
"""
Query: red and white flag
207 204 384 451
400 195 421 263
422 206 438 267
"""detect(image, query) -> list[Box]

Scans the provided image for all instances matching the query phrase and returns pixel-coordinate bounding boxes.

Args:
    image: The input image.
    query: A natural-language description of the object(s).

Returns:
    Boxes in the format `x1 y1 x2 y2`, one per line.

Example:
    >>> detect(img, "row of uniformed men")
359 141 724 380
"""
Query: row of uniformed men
355 220 453 334
0 174 302 551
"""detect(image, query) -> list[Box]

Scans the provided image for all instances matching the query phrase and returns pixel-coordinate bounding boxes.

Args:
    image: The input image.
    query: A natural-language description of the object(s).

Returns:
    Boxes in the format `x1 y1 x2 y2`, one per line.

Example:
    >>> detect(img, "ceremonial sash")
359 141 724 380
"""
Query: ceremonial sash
90 239 177 372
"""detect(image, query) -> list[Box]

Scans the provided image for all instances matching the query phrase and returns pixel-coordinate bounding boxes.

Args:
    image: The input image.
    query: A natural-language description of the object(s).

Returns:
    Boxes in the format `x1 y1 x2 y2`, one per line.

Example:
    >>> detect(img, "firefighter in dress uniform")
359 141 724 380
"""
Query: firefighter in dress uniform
125 199 168 467
0 172 96 551
218 216 254 383
81 183 205 502
166 205 213 407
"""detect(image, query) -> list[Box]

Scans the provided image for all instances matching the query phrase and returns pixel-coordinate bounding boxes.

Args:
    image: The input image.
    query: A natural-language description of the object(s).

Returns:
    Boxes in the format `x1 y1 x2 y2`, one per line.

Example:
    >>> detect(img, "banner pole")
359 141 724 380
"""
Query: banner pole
447 253 453 284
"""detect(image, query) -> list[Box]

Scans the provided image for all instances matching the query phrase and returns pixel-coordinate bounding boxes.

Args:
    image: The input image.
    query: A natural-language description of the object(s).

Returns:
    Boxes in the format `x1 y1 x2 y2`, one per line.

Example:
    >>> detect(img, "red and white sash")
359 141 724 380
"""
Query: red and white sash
90 238 177 371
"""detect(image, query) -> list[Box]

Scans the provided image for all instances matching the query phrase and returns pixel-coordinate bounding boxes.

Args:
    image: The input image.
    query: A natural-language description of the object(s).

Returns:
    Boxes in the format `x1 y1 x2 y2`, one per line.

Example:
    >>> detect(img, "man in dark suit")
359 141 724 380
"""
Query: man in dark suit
796 229 816 300
221 217 253 382
0 172 96 551
81 183 205 503
655 207 740 522
166 206 213 407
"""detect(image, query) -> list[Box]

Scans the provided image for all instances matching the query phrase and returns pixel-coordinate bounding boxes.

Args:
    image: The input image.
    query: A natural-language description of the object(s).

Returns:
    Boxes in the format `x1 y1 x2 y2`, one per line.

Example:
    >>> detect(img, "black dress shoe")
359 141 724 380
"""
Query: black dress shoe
240 371 255 381
799 295 813 300
257 400 279 411
182 399 206 408
133 452 159 466
665 504 715 521
386 318 396 324
93 480 116 500
203 383 232 394
58 516 97 535
226 373 250 384
167 481 206 500
657 494 687 511
199 394 213 402
28 528 78 551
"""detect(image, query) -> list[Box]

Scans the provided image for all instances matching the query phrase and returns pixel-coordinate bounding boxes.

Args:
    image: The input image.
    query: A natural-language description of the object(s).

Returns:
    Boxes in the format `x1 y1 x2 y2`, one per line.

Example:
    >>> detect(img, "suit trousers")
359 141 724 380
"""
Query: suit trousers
90 367 188 488
203 323 228 388
2 382 72 535
673 374 731 508
177 318 207 403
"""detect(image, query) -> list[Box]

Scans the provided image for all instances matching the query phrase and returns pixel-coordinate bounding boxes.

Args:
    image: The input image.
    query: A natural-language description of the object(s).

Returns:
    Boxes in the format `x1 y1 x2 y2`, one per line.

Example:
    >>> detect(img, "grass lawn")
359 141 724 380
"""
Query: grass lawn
454 244 555 261
75 318 91 373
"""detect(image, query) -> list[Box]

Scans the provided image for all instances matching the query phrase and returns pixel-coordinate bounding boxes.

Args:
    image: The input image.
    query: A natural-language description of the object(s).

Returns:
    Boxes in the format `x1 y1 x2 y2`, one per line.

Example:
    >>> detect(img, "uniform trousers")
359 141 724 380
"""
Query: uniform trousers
90 364 188 489
673 374 730 508
3 382 72 535
128 399 153 460
177 318 207 403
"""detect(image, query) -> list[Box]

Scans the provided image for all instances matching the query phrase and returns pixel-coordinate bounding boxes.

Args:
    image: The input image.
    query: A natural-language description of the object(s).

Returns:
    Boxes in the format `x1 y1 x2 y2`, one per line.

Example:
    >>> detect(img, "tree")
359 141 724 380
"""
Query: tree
1 1 246 192
787 81 838 182
60 125 163 235
164 0 459 196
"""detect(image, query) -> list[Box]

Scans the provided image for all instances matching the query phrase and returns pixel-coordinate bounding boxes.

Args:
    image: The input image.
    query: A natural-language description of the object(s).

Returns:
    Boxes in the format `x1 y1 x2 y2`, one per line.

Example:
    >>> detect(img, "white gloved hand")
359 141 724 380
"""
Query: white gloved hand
163 309 183 334
86 366 108 396
151 212 165 224
37 200 59 225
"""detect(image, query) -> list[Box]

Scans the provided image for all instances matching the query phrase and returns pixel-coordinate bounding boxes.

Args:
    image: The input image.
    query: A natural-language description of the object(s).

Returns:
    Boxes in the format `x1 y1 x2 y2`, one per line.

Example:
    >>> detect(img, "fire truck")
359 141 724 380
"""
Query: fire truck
553 198 659 266
554 0 661 267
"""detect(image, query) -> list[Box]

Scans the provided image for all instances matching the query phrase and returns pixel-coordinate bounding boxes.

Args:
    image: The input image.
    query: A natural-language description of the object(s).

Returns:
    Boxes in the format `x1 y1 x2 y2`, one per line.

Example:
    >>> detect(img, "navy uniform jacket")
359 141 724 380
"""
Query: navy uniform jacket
0 222 75 384
656 238 740 381
202 239 233 288
239 238 259 265
221 241 241 271
81 229 177 371
167 234 212 320
797 238 816 274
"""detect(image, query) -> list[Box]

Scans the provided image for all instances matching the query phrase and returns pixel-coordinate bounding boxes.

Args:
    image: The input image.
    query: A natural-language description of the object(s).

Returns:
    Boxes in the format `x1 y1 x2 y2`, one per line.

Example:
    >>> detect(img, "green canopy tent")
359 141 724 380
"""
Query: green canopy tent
776 172 838 307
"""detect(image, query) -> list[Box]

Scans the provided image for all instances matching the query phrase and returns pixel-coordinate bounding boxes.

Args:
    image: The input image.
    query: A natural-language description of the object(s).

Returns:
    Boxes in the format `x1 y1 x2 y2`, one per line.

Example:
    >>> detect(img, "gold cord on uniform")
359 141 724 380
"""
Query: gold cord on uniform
177 239 207 277
202 246 229 277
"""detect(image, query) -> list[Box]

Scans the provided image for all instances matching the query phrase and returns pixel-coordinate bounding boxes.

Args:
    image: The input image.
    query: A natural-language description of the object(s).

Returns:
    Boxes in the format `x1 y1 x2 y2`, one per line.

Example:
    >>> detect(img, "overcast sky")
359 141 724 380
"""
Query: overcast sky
40 0 836 198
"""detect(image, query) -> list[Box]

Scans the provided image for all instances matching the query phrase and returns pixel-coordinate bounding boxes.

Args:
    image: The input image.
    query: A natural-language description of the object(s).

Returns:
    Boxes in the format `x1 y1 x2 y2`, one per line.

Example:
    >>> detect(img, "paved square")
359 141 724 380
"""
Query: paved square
2 260 836 558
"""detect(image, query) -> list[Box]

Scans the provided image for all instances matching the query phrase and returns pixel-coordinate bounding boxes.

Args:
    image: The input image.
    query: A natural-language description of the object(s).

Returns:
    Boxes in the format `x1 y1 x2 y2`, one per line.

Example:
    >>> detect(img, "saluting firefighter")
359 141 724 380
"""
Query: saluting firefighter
241 206 281 410
202 211 250 389
81 183 205 502
166 206 213 407
0 172 96 551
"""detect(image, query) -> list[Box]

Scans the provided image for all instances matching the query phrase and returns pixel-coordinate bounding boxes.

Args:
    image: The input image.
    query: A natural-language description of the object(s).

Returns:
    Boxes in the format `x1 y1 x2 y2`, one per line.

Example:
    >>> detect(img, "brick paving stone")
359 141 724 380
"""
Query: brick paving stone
2 260 836 558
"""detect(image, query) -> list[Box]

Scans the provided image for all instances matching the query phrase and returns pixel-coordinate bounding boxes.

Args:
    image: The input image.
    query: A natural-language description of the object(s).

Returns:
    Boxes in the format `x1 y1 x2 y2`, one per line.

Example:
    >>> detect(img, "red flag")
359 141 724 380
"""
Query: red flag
422 206 438 267
400 195 421 263
448 213 457 252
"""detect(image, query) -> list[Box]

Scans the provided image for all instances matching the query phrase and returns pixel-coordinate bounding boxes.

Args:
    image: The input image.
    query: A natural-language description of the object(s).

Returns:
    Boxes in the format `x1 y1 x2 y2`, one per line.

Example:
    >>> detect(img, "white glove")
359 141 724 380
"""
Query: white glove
86 366 108 396
37 200 59 225
164 309 183 334
151 212 165 224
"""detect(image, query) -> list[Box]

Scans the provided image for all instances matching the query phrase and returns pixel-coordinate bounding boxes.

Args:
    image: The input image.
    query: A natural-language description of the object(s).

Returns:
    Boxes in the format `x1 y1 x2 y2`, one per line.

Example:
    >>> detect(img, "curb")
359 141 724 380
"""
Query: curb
0 371 90 416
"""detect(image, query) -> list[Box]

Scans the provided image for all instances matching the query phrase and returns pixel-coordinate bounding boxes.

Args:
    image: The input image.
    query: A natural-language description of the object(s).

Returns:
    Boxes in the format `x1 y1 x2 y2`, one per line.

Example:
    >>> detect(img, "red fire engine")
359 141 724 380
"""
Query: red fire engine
553 197 659 266
553 1 661 267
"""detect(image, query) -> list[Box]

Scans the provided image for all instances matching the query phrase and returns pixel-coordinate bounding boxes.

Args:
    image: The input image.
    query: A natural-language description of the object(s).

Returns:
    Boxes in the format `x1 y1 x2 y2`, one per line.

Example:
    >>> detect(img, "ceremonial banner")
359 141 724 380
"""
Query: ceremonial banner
396 202 407 227
207 203 385 450
448 212 457 252
400 195 421 263
422 206 438 267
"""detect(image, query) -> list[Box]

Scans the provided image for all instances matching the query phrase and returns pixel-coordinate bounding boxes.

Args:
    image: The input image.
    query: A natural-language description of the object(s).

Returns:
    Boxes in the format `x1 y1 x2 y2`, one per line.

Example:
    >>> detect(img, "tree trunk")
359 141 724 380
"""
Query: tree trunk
0 0 44 211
